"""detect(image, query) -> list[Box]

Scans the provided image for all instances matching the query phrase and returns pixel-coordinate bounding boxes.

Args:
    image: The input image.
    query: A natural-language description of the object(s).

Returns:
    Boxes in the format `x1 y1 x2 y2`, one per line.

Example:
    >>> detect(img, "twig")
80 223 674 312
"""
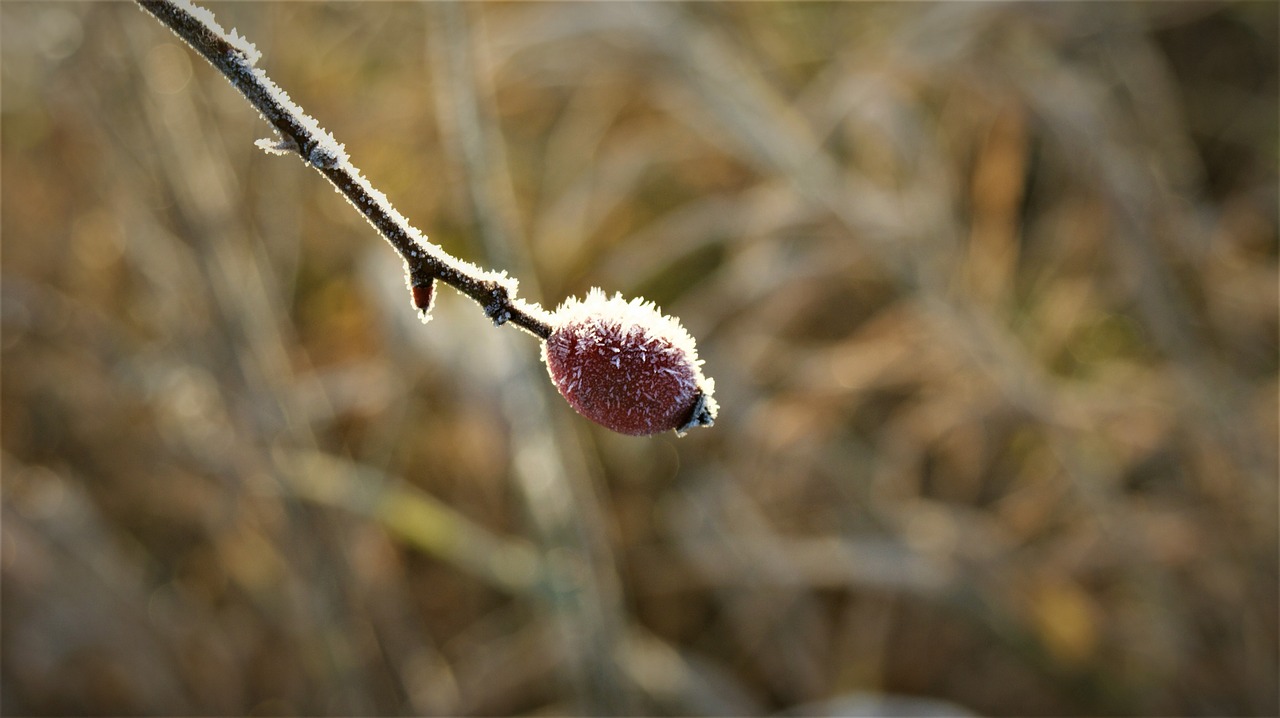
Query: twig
135 0 554 339
135 0 717 438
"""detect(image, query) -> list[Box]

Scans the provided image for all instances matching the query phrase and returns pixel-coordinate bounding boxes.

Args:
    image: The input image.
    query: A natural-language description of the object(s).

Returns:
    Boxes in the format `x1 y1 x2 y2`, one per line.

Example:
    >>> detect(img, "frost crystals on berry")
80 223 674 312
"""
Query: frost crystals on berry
541 289 718 437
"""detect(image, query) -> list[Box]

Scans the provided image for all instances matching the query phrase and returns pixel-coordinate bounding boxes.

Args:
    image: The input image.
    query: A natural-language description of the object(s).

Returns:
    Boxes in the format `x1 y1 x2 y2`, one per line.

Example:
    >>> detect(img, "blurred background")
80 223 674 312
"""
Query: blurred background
2 2 1277 715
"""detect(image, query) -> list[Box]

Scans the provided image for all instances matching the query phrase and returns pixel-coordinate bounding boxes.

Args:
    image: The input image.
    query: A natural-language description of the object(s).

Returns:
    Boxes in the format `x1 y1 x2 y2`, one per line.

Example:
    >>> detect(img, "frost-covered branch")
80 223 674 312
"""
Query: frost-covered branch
135 0 551 338
135 0 717 436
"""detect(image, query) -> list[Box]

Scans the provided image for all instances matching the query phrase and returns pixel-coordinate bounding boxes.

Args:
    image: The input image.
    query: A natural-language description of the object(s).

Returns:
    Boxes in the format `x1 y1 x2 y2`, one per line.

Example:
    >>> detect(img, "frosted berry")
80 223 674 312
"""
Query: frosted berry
542 289 717 436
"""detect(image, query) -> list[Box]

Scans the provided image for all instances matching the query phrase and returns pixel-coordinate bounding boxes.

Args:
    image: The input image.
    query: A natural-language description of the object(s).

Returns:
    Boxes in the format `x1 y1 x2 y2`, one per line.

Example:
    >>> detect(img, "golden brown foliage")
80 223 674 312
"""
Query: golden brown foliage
2 3 1276 715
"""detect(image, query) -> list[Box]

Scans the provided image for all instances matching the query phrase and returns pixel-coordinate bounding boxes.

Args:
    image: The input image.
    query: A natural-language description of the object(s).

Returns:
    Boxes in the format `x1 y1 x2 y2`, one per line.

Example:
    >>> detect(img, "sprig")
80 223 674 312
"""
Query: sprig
135 0 716 436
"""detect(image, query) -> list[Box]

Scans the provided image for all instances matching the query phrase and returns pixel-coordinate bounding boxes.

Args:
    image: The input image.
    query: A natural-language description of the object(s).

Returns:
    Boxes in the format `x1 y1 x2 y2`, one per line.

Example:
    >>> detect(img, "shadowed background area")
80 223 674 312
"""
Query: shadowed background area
2 2 1277 716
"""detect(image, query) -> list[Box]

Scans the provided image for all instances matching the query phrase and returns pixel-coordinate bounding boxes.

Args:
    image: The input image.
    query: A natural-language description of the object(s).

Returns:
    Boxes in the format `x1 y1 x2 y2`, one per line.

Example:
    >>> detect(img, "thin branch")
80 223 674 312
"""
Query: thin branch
135 0 554 340
135 0 718 438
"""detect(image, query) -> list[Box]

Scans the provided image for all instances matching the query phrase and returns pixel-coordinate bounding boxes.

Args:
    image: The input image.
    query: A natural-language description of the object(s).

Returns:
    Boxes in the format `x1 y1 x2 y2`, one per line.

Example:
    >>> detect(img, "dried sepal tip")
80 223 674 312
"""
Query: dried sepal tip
542 289 718 437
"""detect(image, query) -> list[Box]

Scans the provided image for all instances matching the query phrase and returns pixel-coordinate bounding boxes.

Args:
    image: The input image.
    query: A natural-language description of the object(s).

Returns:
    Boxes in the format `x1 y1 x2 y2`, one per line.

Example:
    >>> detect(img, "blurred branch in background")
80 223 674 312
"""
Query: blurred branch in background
2 2 1276 716
427 2 633 712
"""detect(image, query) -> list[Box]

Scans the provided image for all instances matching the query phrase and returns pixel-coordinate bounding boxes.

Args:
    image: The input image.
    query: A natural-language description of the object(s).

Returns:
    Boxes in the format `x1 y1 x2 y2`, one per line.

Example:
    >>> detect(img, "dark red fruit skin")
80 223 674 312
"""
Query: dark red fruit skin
544 321 698 436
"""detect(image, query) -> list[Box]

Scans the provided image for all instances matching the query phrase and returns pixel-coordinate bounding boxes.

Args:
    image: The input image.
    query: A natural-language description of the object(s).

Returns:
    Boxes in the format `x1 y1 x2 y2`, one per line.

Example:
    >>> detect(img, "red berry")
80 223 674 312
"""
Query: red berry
542 290 717 436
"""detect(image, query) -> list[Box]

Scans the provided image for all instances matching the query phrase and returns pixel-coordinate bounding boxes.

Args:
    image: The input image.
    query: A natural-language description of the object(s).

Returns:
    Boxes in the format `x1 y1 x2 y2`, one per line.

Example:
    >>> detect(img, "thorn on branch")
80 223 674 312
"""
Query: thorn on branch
411 278 437 324
255 134 298 156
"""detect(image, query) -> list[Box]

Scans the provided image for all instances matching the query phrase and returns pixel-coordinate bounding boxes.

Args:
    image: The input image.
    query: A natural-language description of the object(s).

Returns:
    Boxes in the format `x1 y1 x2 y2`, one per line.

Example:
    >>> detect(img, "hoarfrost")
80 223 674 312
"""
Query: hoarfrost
225 27 261 66
170 1 259 66
547 288 707 376
254 135 296 156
